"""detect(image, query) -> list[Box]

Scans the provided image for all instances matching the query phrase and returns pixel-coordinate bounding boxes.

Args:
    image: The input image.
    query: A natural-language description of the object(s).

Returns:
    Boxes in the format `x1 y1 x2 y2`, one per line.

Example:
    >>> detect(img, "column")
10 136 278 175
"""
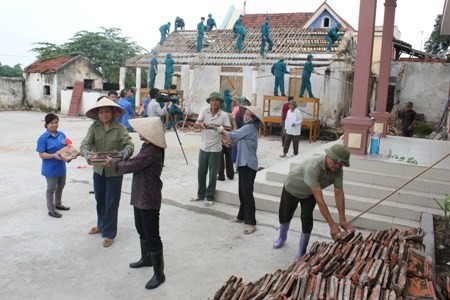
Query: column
251 69 257 105
135 67 141 109
342 0 378 155
370 0 397 137
119 67 126 92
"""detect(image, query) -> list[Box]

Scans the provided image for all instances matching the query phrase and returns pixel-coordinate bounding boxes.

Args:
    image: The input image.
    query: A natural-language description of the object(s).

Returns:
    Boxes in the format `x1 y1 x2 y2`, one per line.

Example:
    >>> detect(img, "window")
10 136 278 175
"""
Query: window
323 17 330 28
43 85 50 95
84 79 94 90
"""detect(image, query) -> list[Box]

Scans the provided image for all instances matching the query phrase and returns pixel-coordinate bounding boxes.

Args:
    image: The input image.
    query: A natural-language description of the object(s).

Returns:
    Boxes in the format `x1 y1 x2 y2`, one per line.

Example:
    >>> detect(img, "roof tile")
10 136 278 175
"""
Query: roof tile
24 56 75 74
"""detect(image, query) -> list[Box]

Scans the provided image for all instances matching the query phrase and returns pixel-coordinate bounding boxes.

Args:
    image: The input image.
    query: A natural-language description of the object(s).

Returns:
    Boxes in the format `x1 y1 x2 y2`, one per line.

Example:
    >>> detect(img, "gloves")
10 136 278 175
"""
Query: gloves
216 126 224 134
120 149 130 160
83 150 93 162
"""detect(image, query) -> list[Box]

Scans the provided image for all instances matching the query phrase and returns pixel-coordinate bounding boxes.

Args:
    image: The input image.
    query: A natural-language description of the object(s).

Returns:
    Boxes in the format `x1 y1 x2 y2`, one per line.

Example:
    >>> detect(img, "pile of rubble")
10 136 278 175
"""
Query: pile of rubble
213 228 448 299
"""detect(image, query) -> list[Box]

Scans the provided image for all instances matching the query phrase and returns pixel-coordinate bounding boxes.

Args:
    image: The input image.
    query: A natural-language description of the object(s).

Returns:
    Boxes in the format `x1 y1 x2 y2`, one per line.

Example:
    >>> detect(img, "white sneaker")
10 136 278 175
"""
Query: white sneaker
205 199 215 206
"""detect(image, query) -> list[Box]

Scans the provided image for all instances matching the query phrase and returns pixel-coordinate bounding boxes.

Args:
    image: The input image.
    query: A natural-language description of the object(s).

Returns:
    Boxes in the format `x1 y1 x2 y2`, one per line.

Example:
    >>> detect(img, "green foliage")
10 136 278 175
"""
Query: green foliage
424 15 450 58
413 121 434 137
30 27 145 85
433 194 450 221
0 63 23 77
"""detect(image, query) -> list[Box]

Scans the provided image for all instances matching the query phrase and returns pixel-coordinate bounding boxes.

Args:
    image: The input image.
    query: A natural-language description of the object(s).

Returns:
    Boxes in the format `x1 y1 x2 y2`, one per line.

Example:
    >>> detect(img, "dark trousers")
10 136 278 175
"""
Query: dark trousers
134 207 163 252
197 150 220 200
237 166 257 225
299 79 314 98
274 76 285 96
283 134 300 155
93 172 123 239
218 145 234 180
281 121 286 146
278 186 316 233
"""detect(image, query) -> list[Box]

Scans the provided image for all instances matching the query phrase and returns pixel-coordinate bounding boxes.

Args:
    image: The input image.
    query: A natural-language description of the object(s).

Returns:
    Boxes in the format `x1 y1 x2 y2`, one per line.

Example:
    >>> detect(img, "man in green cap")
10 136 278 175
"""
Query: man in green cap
326 23 343 52
206 13 217 31
191 92 231 206
149 51 158 89
273 143 355 261
197 17 206 52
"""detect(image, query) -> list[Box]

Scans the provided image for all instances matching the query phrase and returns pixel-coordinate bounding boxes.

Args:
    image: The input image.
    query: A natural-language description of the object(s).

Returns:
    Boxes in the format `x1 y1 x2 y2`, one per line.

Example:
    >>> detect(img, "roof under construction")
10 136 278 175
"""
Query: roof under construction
124 28 346 68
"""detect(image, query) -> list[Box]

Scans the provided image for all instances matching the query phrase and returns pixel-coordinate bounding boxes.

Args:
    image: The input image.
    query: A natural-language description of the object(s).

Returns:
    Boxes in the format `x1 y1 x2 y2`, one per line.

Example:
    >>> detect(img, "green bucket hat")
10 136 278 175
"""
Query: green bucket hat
288 100 297 107
324 144 350 167
405 101 413 107
206 92 224 103
231 96 239 103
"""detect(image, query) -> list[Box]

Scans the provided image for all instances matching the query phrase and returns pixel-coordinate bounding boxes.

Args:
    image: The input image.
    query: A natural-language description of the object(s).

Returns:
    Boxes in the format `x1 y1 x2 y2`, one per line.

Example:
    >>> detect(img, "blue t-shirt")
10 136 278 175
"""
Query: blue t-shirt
36 130 67 177
117 98 135 130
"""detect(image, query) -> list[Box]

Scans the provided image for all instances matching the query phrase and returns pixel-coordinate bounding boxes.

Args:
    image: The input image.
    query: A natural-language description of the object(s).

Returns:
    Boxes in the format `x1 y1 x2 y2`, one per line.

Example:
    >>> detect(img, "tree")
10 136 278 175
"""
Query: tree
30 27 146 85
424 15 450 55
0 63 23 77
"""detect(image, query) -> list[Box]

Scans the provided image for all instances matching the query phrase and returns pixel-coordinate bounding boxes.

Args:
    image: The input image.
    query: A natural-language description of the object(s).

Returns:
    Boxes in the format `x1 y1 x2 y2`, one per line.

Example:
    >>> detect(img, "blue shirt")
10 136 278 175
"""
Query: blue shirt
228 123 258 171
36 130 67 177
150 57 158 74
117 98 135 130
197 22 205 35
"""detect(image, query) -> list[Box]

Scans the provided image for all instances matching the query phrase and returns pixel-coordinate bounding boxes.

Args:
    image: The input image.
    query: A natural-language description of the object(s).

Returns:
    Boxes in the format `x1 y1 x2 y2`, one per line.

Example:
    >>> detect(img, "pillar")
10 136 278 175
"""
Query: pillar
119 67 126 92
370 0 397 137
342 0 378 155
135 67 141 109
251 69 258 105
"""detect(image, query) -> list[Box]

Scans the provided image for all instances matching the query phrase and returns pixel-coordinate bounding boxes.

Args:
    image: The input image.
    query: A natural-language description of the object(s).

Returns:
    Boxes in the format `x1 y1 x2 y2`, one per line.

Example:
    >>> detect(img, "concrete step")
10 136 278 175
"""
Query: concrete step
215 188 419 231
265 169 447 209
253 179 443 221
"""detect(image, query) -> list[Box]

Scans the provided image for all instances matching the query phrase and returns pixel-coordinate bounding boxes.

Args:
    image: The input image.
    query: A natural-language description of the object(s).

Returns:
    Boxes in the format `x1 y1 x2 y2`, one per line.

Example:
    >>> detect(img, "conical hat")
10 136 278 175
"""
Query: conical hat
244 106 263 128
85 98 125 119
129 117 167 149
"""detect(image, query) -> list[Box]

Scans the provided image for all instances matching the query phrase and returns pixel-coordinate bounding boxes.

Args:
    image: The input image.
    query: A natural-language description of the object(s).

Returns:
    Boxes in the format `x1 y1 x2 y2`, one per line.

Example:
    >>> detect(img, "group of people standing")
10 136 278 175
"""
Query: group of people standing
37 97 168 289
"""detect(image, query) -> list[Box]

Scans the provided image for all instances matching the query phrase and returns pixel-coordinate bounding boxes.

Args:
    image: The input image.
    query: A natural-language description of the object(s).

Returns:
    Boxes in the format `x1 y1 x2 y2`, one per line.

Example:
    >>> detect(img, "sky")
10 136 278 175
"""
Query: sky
0 0 446 68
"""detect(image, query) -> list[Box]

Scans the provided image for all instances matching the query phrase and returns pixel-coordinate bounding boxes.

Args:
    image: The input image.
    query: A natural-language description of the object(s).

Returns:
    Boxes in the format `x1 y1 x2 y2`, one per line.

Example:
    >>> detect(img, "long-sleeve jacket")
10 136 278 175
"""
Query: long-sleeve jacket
150 57 158 74
272 60 289 77
80 121 134 177
284 108 303 136
261 22 270 38
111 143 163 210
326 26 341 42
197 22 205 36
160 24 170 35
165 56 174 74
228 123 259 171
302 60 314 80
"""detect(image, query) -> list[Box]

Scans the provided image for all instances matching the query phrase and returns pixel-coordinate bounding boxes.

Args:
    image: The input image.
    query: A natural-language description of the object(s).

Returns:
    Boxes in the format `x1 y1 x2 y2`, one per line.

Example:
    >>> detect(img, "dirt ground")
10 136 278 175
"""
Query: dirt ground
433 215 450 292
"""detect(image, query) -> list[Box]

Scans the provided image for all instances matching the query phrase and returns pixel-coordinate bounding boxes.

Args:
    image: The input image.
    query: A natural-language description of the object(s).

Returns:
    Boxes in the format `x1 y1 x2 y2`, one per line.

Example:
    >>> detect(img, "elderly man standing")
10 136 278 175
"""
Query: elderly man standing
260 16 273 57
280 100 303 158
273 144 355 261
191 92 231 206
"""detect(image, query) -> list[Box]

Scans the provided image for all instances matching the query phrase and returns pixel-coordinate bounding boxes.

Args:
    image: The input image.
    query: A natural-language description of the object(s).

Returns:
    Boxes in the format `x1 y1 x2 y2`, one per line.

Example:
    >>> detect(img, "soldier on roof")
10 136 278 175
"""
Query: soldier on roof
159 22 171 45
196 17 206 52
174 16 185 32
260 16 273 57
326 23 343 52
206 13 217 31
233 14 244 38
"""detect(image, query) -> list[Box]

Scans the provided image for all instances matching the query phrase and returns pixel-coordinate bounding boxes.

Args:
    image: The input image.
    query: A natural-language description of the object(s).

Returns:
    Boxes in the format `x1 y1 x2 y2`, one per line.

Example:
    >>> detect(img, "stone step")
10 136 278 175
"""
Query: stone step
215 188 419 231
265 169 447 208
252 179 443 221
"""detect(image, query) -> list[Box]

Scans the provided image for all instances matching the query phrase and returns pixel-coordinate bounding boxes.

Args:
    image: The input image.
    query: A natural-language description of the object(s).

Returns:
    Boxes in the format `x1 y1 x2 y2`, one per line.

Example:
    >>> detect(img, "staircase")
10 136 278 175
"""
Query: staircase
215 140 449 231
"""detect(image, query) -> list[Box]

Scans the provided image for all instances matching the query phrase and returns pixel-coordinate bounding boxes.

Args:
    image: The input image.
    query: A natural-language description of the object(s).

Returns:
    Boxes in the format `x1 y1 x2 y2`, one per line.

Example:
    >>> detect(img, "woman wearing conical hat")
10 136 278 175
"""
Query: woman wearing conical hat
80 97 134 248
104 117 167 290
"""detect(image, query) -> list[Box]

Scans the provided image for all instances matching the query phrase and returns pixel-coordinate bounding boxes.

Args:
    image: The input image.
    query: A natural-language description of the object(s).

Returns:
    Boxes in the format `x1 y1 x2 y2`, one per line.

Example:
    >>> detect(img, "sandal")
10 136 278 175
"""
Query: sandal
279 154 286 158
88 227 101 234
103 238 114 248
243 226 257 234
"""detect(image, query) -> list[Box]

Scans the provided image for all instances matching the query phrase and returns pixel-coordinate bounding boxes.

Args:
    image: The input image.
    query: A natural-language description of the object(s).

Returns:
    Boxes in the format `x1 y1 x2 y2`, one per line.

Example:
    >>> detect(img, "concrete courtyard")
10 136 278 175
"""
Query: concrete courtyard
0 111 368 299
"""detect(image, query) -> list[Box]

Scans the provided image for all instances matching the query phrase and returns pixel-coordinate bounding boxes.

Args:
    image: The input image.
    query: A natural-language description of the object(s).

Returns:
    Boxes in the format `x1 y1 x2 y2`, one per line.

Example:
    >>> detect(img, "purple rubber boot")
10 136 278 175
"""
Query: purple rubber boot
293 233 311 262
273 222 290 249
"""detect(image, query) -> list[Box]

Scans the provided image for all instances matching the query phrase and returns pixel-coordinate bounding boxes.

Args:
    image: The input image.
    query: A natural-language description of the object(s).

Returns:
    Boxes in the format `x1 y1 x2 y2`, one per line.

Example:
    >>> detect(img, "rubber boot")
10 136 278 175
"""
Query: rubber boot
273 222 290 249
130 239 152 268
145 251 165 289
294 233 311 262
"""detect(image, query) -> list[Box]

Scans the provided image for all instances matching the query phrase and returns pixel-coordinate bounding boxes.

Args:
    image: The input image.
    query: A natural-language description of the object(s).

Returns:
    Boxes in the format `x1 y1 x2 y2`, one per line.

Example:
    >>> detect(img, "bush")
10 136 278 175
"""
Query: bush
413 121 434 137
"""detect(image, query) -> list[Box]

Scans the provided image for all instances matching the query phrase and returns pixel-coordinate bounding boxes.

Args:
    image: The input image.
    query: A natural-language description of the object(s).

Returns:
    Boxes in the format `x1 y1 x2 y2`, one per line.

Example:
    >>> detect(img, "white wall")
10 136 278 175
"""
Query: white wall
61 90 106 115
391 61 450 124
0 77 24 109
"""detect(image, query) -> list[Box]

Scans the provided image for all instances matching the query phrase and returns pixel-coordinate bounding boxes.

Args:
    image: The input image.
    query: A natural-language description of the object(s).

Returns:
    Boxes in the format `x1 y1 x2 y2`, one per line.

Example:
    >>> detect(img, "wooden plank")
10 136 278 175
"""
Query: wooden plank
67 81 84 116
